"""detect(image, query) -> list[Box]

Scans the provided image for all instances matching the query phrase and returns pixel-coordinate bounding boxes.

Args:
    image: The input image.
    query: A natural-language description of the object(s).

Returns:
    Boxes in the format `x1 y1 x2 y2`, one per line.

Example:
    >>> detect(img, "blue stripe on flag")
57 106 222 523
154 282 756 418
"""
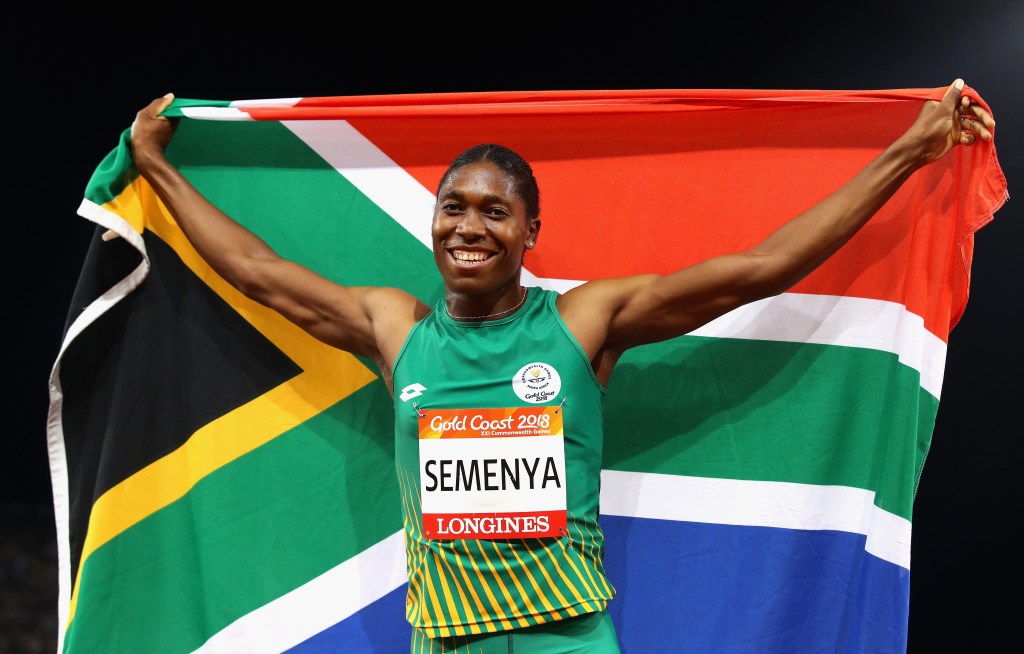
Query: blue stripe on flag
286 585 410 653
601 515 910 653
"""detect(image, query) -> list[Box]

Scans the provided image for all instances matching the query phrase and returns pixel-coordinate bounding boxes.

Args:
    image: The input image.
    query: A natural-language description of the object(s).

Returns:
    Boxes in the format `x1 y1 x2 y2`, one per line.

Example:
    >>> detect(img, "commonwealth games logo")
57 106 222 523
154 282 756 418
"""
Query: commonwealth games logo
511 362 561 403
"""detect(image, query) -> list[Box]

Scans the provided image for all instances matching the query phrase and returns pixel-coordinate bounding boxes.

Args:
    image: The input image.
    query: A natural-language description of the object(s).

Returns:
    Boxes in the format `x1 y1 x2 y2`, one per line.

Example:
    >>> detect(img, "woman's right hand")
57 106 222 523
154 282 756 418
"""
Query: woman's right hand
130 93 177 164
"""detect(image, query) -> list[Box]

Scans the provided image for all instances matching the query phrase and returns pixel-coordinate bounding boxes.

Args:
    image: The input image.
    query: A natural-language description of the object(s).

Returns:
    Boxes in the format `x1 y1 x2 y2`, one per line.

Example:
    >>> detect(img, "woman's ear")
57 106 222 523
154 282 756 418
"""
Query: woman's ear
526 219 541 249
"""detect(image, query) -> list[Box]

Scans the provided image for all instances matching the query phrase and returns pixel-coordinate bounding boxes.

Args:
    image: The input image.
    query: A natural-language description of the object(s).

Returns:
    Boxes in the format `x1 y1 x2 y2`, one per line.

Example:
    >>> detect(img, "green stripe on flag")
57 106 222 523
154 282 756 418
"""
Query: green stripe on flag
604 336 936 521
169 118 441 295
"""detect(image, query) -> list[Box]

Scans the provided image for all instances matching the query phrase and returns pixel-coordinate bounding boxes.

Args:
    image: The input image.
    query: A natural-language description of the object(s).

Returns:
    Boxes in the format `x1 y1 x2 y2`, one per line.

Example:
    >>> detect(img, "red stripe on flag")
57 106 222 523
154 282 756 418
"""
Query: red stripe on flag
227 88 1002 340
340 90 1001 340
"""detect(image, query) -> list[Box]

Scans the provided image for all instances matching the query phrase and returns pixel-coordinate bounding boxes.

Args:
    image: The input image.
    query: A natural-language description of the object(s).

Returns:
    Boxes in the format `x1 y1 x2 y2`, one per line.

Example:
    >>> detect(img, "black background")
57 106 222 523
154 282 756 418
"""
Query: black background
7 6 1020 652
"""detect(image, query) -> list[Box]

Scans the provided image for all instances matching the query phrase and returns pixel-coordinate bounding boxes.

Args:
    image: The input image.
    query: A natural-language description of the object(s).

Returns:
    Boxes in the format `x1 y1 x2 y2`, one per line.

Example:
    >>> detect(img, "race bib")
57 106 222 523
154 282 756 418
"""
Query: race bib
419 406 567 540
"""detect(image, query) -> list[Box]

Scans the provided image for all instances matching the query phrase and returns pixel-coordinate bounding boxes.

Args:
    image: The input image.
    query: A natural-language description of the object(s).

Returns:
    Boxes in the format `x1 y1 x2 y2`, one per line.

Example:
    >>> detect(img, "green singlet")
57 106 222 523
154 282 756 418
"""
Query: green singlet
392 287 617 644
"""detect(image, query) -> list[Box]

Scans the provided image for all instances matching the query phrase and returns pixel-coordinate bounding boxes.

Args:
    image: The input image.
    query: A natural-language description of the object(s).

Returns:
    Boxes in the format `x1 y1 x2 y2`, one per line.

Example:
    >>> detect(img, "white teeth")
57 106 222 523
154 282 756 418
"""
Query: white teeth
453 251 489 262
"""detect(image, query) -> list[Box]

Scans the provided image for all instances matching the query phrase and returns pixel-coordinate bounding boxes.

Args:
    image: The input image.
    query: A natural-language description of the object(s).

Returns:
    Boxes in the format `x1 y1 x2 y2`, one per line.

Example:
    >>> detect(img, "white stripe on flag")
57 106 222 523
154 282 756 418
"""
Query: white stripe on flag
179 98 304 120
195 531 406 653
689 292 946 398
179 107 255 121
283 119 437 250
54 199 155 653
230 98 303 108
600 469 912 569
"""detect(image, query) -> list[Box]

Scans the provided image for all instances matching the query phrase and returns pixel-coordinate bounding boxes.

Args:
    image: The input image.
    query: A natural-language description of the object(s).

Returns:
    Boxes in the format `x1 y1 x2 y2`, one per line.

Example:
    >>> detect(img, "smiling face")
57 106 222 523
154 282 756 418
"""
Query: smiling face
432 160 540 297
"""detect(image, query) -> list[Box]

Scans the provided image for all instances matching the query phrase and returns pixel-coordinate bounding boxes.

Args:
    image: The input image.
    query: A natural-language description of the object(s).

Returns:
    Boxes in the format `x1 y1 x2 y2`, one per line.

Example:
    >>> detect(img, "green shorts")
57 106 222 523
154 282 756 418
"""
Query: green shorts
410 610 621 653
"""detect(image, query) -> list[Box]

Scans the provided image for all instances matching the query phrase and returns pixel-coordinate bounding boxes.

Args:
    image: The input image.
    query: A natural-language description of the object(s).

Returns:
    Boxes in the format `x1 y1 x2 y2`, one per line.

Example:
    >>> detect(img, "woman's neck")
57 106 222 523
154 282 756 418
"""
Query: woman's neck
445 283 528 321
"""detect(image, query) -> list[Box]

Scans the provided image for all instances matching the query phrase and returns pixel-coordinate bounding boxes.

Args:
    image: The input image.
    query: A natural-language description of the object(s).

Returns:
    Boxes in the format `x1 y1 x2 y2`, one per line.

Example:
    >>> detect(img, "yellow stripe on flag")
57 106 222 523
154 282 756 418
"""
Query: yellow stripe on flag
67 178 378 626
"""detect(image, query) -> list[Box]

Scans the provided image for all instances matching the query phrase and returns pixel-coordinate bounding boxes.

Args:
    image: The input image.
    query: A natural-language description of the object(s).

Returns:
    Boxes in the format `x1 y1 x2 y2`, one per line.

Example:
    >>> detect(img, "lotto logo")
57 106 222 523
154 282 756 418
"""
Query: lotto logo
400 383 427 402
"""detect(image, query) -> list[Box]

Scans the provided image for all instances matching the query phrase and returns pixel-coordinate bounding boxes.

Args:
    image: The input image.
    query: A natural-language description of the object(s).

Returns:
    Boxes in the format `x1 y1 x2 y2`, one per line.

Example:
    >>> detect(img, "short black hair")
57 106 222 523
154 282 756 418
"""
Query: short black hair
437 144 540 222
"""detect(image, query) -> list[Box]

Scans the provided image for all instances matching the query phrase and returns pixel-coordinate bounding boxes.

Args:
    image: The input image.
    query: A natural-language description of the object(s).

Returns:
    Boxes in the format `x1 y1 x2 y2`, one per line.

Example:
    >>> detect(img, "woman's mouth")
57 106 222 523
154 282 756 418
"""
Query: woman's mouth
450 249 495 266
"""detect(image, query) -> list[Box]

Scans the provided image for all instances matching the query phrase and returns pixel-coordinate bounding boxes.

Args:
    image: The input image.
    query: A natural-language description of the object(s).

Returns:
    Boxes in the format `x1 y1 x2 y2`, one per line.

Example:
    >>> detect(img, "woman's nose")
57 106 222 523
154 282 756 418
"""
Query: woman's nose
455 211 486 238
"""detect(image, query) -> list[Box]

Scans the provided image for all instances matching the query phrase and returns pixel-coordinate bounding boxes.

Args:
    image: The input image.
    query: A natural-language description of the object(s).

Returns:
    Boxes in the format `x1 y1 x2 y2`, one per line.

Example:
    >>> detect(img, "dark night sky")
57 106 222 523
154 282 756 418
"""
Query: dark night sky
8 6 1021 652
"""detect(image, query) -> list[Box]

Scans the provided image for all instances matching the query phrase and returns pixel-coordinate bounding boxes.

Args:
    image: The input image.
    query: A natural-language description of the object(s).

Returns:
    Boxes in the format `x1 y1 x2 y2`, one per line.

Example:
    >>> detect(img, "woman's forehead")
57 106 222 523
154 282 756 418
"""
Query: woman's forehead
440 162 518 197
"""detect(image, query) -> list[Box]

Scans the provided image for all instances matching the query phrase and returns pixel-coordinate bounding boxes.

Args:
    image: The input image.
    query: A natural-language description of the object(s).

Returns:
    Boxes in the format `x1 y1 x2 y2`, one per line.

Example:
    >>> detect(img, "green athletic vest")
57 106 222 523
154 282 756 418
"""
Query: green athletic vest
392 287 616 638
